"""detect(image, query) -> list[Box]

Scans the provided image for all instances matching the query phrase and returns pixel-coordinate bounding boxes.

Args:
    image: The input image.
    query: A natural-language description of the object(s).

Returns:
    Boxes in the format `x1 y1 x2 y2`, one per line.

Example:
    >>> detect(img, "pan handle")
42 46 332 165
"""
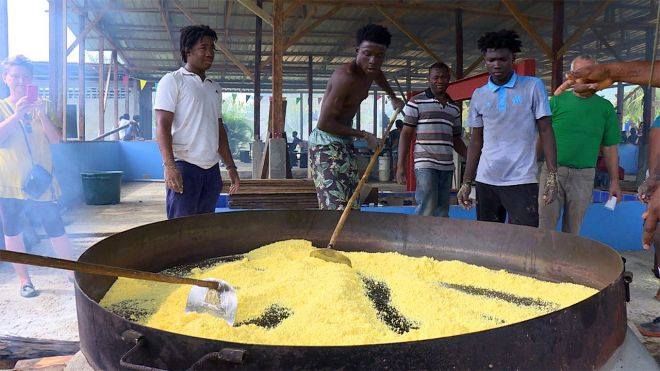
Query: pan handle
119 330 246 371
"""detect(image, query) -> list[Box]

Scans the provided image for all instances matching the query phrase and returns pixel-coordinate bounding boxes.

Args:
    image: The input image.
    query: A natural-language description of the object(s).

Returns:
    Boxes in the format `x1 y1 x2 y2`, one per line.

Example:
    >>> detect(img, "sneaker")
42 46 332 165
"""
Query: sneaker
19 283 38 298
637 317 660 337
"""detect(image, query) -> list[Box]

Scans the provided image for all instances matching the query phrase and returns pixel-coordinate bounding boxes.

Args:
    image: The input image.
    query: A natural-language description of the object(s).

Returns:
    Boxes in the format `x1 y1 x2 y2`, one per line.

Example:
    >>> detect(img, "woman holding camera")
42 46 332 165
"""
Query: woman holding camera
0 55 74 298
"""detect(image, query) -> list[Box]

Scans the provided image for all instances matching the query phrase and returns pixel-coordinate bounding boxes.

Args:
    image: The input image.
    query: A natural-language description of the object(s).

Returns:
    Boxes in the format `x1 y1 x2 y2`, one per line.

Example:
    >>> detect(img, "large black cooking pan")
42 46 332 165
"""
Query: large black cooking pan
74 210 627 370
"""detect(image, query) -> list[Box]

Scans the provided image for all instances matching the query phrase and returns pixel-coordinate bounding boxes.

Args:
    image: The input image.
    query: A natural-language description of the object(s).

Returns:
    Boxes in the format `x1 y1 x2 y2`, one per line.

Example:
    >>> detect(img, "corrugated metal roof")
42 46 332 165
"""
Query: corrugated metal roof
66 0 657 91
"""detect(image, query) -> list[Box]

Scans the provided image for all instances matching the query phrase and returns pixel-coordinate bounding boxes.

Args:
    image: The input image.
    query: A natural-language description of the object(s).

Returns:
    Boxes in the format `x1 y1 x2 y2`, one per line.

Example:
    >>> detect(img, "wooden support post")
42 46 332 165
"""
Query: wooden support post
49 0 64 134
61 0 67 141
638 25 655 184
98 38 105 136
77 8 86 141
0 0 8 98
299 92 303 135
259 5 341 70
254 0 262 141
112 50 119 140
501 0 553 60
406 59 411 96
455 9 463 79
272 0 284 139
551 0 564 92
616 82 624 128
124 74 130 117
307 55 313 135
372 88 377 134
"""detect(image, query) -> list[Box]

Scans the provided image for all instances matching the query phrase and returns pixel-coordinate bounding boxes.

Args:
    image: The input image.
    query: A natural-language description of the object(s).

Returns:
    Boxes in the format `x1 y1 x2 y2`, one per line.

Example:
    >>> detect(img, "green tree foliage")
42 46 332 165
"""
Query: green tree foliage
222 107 253 156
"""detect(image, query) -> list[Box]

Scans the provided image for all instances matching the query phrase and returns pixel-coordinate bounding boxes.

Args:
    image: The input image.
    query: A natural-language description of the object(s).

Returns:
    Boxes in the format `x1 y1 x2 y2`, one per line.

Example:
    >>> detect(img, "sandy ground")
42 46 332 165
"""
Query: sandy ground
0 182 657 363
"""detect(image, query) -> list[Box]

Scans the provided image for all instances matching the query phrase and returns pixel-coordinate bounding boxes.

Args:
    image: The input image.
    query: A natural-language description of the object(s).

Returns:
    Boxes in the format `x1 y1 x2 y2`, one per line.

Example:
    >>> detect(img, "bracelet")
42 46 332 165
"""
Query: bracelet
462 180 475 186
226 165 237 170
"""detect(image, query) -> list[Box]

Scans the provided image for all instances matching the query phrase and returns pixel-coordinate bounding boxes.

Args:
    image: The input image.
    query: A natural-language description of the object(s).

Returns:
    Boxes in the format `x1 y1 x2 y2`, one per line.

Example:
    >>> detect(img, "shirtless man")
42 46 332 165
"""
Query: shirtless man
309 24 404 210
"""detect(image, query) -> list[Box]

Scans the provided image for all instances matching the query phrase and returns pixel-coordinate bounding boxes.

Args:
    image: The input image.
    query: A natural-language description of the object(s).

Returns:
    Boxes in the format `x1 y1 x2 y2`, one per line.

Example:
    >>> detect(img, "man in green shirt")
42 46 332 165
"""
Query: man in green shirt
539 55 622 234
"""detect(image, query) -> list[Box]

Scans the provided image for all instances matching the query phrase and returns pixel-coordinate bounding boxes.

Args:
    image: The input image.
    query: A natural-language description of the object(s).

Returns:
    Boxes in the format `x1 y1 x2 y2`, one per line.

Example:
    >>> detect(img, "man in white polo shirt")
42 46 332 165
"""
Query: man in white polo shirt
457 29 558 227
155 25 239 219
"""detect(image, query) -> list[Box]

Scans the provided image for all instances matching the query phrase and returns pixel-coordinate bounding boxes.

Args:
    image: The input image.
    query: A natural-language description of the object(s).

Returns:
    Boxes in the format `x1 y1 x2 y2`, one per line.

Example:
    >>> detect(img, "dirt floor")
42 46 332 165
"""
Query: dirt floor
0 182 658 363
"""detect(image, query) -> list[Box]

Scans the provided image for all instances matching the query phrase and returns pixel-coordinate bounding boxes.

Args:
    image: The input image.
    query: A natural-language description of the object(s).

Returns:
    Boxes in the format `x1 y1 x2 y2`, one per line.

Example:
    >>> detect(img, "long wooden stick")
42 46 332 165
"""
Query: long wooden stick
327 106 402 249
0 250 218 289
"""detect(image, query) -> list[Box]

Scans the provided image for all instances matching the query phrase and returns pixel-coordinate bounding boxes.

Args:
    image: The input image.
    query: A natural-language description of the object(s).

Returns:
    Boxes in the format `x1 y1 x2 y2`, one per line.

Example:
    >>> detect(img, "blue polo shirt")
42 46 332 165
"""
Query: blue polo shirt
468 73 551 186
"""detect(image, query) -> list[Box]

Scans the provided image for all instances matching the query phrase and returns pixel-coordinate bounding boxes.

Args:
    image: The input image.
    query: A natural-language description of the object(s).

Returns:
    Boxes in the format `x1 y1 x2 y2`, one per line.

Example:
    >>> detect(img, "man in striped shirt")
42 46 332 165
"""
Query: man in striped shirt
396 62 467 216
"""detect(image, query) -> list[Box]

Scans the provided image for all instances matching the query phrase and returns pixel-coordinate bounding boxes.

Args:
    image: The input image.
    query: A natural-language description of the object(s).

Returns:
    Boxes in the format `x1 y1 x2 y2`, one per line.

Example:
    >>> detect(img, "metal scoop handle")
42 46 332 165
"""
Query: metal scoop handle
0 249 219 289
327 106 403 249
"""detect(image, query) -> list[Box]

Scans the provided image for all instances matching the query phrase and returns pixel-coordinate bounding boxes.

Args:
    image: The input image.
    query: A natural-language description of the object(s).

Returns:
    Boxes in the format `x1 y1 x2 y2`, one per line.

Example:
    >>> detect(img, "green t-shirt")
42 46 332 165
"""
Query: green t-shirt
550 92 619 168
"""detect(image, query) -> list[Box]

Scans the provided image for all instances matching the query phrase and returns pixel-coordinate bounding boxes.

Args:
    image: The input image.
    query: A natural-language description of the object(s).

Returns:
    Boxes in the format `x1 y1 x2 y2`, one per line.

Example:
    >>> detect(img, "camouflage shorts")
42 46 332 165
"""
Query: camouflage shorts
309 141 359 210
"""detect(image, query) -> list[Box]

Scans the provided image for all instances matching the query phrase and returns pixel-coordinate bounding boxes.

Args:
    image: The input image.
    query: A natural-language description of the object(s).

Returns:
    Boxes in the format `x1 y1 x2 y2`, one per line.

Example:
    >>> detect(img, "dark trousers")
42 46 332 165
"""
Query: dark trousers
166 161 222 219
476 182 539 227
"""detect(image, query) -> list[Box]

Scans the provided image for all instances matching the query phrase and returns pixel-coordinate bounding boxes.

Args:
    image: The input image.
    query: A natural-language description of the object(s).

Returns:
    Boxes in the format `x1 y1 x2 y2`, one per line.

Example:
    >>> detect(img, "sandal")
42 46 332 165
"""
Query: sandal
19 283 38 298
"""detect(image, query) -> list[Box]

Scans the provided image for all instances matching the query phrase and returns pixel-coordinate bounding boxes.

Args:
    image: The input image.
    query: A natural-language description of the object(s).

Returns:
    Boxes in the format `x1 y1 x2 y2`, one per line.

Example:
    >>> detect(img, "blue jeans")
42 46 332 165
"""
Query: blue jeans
414 168 453 217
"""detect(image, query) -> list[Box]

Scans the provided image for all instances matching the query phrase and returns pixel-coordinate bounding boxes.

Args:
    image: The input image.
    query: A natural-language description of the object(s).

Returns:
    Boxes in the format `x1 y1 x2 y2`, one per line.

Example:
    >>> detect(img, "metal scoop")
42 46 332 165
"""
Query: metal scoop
0 249 238 325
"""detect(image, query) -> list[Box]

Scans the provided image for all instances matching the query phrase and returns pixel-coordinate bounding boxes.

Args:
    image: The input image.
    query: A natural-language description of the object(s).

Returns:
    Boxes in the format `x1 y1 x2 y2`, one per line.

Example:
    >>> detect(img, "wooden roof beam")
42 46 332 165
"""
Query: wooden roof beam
158 0 179 66
67 3 111 56
172 0 254 81
555 0 613 59
260 5 342 69
591 28 624 62
236 0 274 27
501 0 553 60
68 0 136 71
375 5 451 78
463 55 484 77
224 0 234 46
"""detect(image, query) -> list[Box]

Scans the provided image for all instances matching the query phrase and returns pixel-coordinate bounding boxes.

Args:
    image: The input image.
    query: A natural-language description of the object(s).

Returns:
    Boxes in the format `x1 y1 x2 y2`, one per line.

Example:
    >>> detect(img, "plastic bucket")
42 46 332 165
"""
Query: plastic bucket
81 171 123 205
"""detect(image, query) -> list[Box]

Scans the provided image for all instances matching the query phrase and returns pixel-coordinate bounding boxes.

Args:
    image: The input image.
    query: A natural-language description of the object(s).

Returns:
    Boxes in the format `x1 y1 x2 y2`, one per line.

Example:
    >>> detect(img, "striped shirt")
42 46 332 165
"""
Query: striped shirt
403 88 462 171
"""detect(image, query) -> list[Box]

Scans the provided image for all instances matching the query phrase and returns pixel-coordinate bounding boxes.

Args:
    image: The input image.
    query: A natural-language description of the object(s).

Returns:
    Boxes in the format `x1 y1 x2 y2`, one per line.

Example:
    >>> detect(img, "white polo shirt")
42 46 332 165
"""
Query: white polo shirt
154 67 223 169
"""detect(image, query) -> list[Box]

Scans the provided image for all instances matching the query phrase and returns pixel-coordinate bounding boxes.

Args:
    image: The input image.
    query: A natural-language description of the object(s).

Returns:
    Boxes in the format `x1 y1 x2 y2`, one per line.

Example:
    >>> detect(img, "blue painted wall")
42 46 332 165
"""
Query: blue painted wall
618 143 639 175
361 201 648 252
117 141 163 181
51 141 164 204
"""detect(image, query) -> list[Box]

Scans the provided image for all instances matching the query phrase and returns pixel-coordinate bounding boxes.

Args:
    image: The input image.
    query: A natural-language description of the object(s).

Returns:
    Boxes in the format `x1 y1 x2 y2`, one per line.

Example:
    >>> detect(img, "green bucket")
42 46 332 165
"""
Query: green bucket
81 171 123 205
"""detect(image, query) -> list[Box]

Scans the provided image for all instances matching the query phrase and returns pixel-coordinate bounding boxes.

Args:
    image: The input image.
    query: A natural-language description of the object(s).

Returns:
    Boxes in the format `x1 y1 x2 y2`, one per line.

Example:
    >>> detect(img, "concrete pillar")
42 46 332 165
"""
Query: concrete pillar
268 137 287 179
252 140 265 179
139 82 153 139
49 0 65 125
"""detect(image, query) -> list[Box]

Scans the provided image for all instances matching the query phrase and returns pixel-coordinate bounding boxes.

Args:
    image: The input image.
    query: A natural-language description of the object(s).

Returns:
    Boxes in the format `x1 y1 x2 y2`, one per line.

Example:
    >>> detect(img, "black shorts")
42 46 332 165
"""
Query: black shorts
0 198 66 238
475 182 539 227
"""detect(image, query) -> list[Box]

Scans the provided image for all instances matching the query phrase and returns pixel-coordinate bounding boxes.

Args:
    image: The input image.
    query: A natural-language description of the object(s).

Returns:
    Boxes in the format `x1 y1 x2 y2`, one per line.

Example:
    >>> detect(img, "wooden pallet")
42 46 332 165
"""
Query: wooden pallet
222 179 318 209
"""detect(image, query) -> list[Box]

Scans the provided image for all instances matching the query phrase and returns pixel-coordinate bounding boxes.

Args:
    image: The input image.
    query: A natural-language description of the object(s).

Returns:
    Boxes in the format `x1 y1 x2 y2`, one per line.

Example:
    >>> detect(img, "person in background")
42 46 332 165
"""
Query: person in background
155 25 239 219
396 62 466 217
0 55 75 298
289 131 303 166
120 114 139 141
538 55 621 234
457 29 558 227
637 116 660 337
556 60 660 337
628 126 639 145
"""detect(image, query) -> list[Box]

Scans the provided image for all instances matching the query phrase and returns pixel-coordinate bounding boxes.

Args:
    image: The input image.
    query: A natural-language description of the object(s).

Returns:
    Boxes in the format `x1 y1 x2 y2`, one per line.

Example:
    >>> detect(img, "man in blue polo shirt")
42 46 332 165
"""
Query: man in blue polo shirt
457 29 558 227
